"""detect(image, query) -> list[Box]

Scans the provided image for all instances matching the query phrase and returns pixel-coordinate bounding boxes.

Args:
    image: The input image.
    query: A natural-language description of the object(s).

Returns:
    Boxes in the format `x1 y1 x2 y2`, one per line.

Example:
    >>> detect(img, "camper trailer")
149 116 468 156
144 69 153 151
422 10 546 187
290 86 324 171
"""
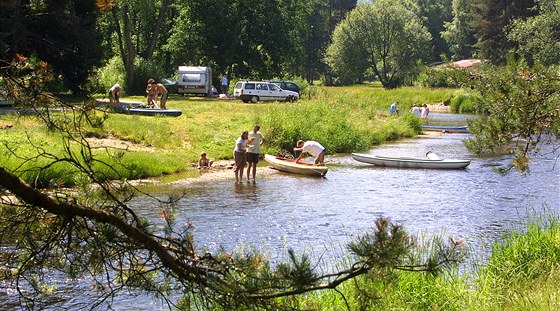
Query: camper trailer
177 66 212 96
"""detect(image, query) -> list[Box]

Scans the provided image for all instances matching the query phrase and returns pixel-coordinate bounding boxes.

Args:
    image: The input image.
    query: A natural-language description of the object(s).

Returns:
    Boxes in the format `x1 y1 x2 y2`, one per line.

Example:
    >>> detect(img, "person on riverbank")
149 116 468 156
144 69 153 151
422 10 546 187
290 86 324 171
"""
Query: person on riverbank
151 80 168 109
146 79 158 108
247 125 265 181
198 152 213 169
233 130 249 183
108 84 122 107
421 104 430 124
411 104 421 117
293 140 325 165
390 101 399 115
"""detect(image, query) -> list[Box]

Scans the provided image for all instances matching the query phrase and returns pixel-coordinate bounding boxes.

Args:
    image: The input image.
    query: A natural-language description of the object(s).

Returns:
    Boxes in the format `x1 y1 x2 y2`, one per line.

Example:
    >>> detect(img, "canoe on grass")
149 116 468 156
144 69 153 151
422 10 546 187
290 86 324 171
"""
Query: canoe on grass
351 152 470 169
264 154 328 177
118 107 182 117
422 125 469 133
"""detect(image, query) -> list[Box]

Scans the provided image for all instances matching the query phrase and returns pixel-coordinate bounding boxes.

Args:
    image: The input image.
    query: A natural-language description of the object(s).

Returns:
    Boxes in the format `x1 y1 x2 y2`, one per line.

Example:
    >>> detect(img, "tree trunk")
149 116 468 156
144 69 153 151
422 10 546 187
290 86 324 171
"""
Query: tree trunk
146 0 170 59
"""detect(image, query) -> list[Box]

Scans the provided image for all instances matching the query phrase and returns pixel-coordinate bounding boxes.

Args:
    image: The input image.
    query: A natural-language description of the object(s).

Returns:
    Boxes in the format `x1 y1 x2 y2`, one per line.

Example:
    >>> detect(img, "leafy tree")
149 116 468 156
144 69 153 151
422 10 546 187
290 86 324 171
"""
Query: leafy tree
441 0 477 60
0 57 464 309
470 0 537 65
460 58 560 173
98 0 172 94
0 0 103 94
326 0 432 88
508 0 560 66
411 0 453 62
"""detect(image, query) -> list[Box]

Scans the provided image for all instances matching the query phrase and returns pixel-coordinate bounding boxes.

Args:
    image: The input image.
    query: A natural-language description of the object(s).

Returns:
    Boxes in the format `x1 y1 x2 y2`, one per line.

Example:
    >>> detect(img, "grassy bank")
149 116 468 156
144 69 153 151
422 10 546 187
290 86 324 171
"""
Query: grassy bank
295 212 560 310
0 84 459 186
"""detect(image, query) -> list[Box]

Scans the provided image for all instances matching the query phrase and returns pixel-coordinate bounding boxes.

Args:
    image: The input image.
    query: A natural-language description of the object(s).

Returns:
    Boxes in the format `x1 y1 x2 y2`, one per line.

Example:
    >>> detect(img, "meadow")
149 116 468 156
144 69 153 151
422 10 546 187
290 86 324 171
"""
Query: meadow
0 83 460 186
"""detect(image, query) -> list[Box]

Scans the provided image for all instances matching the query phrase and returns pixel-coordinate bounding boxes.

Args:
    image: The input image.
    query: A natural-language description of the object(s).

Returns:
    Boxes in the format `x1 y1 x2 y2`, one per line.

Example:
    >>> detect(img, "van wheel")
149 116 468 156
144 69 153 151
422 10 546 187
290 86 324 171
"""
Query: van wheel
251 96 259 103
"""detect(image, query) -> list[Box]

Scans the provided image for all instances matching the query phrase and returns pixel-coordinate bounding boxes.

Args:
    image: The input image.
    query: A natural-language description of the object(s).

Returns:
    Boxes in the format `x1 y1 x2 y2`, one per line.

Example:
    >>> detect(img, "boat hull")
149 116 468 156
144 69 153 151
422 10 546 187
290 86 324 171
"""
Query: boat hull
422 125 469 133
120 108 182 117
264 154 328 177
351 153 470 169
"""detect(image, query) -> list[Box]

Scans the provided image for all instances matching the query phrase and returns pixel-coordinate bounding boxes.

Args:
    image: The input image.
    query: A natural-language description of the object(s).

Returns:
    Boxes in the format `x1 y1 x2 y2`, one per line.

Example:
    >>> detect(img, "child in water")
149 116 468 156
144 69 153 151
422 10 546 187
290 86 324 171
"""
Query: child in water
198 152 213 169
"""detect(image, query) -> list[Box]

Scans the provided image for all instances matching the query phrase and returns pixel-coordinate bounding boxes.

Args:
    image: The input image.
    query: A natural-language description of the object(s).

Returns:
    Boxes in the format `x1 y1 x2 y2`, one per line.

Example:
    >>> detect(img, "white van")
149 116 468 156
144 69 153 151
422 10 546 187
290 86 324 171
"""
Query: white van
233 80 299 103
177 66 212 96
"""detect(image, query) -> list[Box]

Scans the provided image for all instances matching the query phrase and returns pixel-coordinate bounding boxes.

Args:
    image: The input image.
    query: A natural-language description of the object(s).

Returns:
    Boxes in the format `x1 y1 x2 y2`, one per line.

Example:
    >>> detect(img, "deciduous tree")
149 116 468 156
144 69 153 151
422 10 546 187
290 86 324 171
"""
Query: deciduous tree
326 0 432 88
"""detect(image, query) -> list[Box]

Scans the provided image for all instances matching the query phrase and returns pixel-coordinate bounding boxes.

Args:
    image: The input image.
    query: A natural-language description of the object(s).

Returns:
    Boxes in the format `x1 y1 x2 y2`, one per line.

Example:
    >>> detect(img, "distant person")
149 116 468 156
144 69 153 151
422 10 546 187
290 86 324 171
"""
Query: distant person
411 104 421 117
247 125 265 181
146 79 158 108
221 75 229 95
152 80 168 109
233 130 249 183
293 140 325 165
198 152 213 169
108 84 122 107
421 104 430 124
389 101 399 115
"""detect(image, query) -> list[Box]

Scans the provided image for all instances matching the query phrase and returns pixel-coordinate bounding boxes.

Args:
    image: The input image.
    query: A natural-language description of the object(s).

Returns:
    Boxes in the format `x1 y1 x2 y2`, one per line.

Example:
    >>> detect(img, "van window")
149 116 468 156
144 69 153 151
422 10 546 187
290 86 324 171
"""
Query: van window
182 74 202 83
269 84 280 91
256 83 269 90
244 83 256 90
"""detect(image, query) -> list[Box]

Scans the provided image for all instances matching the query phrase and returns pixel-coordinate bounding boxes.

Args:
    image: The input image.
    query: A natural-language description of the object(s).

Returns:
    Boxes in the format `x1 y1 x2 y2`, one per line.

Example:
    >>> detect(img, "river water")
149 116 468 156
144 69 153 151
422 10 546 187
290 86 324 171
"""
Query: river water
1 114 559 310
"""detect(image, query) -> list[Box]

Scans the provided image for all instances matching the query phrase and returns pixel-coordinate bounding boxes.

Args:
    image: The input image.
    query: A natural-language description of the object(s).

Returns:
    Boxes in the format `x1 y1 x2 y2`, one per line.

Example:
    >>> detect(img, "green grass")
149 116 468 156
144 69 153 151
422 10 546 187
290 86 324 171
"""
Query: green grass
300 212 560 311
1 84 460 186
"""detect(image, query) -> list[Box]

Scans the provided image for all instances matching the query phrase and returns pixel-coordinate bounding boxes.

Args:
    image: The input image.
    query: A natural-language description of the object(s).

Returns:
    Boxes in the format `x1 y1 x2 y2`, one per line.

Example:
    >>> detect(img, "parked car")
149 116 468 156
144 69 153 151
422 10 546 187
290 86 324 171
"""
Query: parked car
269 80 301 95
233 81 299 103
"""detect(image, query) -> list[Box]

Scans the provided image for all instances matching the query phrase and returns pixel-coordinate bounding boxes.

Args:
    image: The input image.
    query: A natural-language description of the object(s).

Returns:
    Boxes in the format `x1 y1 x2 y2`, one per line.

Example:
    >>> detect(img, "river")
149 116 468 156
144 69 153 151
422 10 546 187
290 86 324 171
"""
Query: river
1 114 559 310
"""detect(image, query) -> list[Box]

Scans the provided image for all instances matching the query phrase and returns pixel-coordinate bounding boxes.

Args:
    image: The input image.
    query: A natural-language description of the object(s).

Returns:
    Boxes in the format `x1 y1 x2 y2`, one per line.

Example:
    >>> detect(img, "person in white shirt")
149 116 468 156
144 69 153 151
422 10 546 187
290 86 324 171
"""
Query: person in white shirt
411 104 421 117
420 104 429 124
247 125 265 181
293 140 325 165
233 130 249 183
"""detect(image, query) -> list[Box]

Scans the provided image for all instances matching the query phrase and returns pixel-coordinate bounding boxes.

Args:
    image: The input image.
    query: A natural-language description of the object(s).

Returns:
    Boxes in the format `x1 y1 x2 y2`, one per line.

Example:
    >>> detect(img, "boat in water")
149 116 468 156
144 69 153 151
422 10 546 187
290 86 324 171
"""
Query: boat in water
351 152 470 169
421 125 469 133
264 154 328 177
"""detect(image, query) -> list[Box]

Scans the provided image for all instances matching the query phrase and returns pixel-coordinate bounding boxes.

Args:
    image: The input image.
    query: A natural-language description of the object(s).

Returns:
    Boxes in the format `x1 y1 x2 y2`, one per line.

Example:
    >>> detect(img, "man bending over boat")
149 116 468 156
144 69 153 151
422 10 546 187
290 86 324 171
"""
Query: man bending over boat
293 140 325 165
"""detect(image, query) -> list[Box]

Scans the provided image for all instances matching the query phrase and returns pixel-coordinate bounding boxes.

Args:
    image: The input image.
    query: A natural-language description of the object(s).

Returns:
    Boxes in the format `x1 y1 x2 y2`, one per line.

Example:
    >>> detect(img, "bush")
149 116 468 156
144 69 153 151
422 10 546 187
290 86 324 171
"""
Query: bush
450 92 481 113
87 56 126 94
417 66 460 88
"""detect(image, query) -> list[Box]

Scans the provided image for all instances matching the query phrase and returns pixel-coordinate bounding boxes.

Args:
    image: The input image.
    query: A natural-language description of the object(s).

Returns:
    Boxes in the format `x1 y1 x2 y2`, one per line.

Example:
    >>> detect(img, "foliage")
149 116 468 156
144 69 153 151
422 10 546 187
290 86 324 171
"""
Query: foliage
87 56 126 94
326 0 433 88
469 0 537 65
441 0 477 60
410 0 453 61
0 0 103 94
449 91 482 113
508 0 560 66
459 58 560 173
417 65 461 88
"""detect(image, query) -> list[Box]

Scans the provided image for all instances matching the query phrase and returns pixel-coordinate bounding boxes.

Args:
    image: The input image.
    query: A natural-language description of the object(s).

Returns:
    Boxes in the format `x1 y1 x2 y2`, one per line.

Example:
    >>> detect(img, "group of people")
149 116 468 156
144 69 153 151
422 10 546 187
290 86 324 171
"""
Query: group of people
107 79 169 110
233 125 266 183
390 101 429 124
146 79 168 109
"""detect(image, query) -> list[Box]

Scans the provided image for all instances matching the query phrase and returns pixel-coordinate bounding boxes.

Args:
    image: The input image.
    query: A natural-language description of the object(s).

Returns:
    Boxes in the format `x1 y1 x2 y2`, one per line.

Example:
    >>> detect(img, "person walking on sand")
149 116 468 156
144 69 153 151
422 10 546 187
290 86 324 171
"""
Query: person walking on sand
293 140 325 165
233 130 249 183
246 125 265 181
151 80 168 109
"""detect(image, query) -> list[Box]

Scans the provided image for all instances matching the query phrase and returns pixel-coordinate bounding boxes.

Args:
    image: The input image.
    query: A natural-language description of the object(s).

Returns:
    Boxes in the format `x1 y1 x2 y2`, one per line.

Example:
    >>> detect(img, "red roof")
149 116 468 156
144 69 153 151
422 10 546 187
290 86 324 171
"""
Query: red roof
450 59 482 69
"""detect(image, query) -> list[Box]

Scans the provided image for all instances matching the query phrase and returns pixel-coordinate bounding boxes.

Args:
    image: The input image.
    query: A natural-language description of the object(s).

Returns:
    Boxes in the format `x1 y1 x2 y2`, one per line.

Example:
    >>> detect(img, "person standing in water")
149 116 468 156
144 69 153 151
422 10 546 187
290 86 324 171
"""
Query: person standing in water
246 125 265 182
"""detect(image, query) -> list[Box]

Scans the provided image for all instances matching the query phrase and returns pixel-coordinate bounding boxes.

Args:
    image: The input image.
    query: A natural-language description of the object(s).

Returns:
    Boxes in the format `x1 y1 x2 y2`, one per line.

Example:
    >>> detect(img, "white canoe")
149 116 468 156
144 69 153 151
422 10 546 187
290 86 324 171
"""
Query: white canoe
264 154 328 177
351 153 470 169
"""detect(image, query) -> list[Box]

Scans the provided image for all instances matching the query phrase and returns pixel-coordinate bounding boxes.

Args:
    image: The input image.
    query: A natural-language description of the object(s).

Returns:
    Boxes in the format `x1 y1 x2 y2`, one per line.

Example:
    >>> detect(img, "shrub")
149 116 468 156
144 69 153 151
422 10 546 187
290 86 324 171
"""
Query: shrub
450 92 481 113
417 66 460 88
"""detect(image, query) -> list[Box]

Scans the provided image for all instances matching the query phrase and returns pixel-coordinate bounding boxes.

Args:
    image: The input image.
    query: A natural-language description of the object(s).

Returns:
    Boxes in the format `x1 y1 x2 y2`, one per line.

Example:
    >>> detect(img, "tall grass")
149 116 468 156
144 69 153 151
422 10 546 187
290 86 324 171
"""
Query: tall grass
302 212 560 311
2 84 461 185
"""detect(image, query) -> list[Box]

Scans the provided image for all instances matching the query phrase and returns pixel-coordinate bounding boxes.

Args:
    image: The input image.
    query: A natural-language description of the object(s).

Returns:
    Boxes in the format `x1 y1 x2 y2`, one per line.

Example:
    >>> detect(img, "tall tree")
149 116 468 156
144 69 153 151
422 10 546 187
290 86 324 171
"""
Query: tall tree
0 0 103 94
508 0 560 66
411 0 453 61
470 0 537 65
441 0 477 60
326 0 432 88
102 0 172 94
461 58 560 173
